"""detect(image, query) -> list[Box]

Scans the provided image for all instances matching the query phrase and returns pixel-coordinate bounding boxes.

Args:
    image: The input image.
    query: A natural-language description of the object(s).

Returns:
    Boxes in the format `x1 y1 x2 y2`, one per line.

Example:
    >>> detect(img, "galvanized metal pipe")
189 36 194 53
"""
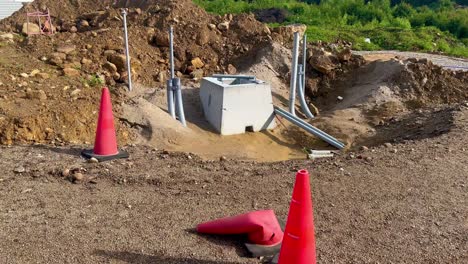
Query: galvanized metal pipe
166 79 176 119
169 26 175 79
289 32 300 116
274 107 345 149
174 78 187 127
122 9 132 91
302 34 307 94
297 64 315 119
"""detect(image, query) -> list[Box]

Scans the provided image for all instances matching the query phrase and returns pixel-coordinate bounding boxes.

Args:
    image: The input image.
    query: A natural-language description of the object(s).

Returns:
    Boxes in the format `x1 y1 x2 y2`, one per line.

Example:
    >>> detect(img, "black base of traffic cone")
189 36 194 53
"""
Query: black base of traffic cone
81 149 129 162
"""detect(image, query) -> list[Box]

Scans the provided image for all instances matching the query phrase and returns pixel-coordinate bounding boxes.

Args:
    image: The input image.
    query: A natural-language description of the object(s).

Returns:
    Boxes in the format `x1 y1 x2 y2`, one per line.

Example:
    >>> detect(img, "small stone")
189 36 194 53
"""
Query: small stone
14 166 26 173
56 44 76 54
360 146 369 151
70 89 81 97
40 56 48 61
62 169 70 177
391 149 398 154
227 64 237 74
88 157 99 163
337 96 344 101
72 173 84 182
22 22 41 35
29 69 41 77
216 192 222 196
156 71 166 83
62 68 81 77
20 73 29 78
0 33 14 41
69 26 78 33
103 61 118 73
217 21 230 31
36 73 50 79
80 20 89 27
384 143 393 148
26 89 47 101
208 24 216 30
191 57 205 69
21 188 33 194
220 156 227 161
339 168 345 172
81 58 92 65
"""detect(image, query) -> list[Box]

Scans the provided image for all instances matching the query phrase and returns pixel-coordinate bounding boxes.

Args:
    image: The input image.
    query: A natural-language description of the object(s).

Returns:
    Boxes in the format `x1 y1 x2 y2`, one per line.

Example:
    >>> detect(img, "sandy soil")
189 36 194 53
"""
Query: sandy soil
0 104 467 263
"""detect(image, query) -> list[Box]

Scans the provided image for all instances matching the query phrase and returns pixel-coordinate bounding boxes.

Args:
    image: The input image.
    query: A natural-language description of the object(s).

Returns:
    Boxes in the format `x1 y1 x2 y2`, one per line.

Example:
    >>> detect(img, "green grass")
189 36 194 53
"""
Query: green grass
84 74 105 87
194 0 468 58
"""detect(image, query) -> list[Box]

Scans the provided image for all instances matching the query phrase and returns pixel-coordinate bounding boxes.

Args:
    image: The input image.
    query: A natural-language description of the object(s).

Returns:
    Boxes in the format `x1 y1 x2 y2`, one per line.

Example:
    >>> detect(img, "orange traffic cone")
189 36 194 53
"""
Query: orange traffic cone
277 169 316 264
197 210 283 257
82 87 129 162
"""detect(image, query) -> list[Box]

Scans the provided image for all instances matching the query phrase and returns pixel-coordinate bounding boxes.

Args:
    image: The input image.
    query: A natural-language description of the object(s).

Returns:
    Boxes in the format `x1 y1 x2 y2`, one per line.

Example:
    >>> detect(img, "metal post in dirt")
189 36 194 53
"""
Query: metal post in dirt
302 34 307 94
289 32 300 116
169 26 175 80
122 9 133 91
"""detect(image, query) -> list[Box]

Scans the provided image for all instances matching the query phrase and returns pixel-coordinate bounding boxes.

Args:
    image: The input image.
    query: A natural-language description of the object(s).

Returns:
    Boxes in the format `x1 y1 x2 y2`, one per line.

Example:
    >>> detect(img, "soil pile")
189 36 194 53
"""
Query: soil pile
307 57 468 148
1 0 272 87
390 58 468 106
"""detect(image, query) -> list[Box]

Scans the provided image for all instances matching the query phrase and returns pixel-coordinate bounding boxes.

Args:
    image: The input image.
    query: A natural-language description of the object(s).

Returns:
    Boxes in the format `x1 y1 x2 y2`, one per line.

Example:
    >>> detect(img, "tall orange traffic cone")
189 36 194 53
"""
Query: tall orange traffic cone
277 169 316 264
82 87 129 162
197 210 283 257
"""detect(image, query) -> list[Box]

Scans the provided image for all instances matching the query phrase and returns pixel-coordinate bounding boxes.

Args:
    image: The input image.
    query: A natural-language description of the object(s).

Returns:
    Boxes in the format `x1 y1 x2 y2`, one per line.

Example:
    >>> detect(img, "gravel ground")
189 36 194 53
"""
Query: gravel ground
353 51 468 71
0 105 467 264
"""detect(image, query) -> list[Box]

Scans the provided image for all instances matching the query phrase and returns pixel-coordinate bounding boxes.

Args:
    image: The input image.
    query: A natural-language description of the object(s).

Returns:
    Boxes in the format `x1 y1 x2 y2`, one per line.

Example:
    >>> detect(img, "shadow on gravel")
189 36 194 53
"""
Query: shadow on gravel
94 250 242 264
31 144 83 157
185 228 251 258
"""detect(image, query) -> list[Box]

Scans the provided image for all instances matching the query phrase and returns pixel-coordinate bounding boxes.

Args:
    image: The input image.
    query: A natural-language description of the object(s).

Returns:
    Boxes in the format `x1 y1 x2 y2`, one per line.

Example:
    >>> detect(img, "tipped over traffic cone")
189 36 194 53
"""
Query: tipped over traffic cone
197 210 284 257
277 169 316 264
81 87 129 162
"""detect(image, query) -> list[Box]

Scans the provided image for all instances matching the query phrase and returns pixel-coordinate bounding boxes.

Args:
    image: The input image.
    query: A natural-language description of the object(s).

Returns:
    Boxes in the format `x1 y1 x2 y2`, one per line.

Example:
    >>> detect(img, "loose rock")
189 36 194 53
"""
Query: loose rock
217 22 230 31
14 166 26 173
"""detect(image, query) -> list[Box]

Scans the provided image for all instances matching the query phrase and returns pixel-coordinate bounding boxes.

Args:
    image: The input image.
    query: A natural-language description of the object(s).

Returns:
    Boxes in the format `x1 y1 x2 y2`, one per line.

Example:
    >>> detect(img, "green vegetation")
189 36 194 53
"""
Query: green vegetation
84 74 105 87
194 0 468 57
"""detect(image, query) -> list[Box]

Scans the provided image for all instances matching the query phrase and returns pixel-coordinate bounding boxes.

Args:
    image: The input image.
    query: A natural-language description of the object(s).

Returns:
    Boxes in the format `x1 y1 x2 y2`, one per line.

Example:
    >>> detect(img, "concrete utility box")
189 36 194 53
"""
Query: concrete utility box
200 75 276 135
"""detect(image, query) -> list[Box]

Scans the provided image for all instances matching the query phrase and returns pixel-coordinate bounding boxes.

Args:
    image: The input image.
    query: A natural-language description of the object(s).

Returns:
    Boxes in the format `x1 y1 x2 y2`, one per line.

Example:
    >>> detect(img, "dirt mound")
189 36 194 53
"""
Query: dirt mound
2 0 272 87
0 0 114 27
0 43 130 145
390 58 468 107
307 57 468 149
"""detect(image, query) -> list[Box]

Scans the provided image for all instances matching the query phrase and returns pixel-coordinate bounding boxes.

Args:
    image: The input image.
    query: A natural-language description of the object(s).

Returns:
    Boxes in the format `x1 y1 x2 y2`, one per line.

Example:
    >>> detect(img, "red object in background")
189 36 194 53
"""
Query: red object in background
197 210 284 247
93 87 118 156
278 170 316 264
81 87 129 162
26 9 55 35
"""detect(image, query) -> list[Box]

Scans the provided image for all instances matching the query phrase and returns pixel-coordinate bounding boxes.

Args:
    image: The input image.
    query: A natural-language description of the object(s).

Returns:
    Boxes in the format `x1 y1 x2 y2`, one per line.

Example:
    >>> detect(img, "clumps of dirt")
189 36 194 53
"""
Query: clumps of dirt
2 0 272 87
305 46 366 98
0 0 114 28
306 56 468 149
389 58 468 107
